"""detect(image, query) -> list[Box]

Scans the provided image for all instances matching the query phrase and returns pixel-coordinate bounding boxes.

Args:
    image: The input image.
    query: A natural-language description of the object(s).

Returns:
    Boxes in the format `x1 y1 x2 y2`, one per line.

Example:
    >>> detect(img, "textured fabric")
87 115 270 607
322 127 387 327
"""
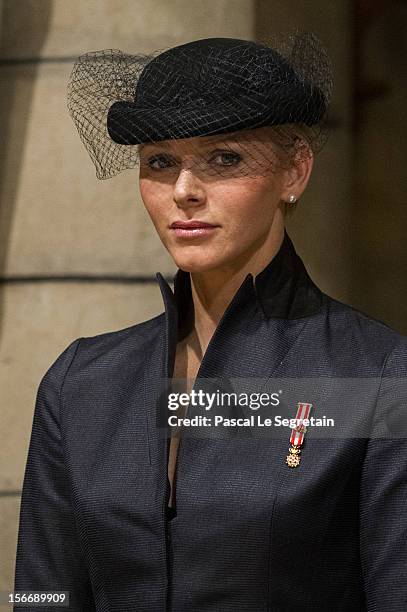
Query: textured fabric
14 230 407 611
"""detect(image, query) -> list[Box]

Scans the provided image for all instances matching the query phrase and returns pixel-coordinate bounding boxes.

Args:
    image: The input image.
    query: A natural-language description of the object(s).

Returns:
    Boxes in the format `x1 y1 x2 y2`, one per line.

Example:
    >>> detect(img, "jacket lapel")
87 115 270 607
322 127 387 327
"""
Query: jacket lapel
144 229 324 500
175 273 313 434
143 271 181 509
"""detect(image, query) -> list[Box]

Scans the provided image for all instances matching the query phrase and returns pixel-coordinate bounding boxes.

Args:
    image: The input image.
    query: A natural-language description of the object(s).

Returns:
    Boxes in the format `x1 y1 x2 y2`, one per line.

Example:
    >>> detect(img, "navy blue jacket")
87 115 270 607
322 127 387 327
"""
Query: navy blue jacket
14 230 407 611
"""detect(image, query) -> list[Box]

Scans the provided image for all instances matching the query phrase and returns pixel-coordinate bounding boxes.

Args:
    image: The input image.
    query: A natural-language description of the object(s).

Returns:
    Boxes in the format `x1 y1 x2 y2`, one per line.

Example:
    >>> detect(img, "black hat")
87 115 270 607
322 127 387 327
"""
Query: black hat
67 32 333 179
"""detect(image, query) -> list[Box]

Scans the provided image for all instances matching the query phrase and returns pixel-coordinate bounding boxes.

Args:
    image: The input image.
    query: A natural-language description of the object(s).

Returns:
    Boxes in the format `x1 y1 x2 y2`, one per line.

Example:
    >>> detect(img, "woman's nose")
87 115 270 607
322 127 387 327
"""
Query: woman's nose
172 167 206 208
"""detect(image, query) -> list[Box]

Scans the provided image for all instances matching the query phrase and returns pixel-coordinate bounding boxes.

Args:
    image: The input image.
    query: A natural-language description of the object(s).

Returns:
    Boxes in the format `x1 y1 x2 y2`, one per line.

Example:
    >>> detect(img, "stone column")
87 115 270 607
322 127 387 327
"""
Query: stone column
256 1 353 302
351 5 407 333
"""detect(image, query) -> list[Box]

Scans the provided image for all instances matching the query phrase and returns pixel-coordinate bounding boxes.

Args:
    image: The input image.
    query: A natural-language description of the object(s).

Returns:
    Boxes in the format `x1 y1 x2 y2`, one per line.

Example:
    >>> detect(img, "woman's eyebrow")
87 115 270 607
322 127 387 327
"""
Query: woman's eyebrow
138 137 239 154
139 141 171 153
199 135 238 146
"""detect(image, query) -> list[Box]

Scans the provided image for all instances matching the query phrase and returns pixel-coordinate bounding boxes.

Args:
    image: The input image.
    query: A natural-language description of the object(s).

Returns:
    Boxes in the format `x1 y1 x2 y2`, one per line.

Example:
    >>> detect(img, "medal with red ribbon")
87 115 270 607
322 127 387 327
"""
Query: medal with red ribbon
285 402 313 468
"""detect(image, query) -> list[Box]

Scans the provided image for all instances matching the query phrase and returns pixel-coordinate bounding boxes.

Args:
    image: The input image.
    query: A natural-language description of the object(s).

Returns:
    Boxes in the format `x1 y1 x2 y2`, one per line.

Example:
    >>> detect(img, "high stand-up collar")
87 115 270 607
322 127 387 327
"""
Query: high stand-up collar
155 228 324 345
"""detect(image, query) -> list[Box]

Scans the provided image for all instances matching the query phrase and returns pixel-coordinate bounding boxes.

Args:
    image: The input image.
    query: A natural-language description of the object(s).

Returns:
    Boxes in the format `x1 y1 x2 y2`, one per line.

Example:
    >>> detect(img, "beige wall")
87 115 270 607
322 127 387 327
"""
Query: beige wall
0 0 256 594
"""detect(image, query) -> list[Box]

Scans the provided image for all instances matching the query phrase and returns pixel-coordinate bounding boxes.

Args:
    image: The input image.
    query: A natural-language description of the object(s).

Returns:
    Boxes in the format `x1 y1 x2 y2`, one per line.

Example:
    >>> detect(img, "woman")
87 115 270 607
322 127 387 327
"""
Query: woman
14 35 407 611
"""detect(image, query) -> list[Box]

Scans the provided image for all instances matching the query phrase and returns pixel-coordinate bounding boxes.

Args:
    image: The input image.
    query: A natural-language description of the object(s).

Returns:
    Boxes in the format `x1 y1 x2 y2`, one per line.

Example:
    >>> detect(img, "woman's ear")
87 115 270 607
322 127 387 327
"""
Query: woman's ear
281 149 314 202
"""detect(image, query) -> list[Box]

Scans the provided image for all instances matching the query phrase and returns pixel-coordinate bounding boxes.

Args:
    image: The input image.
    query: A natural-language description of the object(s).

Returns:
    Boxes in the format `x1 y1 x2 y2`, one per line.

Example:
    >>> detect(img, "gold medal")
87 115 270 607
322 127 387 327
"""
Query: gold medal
285 444 302 468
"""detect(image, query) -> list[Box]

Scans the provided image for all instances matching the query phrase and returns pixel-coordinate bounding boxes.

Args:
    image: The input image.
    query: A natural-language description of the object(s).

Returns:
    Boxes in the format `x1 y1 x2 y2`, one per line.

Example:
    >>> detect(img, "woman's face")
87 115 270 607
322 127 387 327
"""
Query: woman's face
138 127 310 273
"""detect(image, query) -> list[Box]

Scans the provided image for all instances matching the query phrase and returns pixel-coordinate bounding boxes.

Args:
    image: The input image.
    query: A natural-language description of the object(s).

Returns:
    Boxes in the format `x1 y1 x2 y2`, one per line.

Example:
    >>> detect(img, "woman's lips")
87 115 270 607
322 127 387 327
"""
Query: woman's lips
170 221 219 238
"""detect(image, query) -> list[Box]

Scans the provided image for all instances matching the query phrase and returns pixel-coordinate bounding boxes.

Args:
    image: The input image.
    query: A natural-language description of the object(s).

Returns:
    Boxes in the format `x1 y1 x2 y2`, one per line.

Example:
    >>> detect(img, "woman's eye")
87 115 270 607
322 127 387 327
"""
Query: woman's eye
146 154 176 170
211 151 242 167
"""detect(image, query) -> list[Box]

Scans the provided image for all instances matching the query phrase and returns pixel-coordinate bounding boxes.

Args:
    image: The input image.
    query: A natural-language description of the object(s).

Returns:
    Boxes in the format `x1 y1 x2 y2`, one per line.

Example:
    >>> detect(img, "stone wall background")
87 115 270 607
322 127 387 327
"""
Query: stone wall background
0 0 406 595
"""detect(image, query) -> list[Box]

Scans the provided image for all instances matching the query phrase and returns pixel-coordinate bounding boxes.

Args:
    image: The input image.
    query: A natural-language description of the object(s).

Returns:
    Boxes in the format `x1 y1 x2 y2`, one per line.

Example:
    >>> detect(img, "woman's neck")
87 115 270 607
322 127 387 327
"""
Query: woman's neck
188 225 285 355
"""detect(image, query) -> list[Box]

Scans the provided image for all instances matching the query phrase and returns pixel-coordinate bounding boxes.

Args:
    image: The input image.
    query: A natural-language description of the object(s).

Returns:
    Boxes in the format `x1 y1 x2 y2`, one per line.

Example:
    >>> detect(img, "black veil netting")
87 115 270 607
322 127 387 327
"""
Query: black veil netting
67 31 333 180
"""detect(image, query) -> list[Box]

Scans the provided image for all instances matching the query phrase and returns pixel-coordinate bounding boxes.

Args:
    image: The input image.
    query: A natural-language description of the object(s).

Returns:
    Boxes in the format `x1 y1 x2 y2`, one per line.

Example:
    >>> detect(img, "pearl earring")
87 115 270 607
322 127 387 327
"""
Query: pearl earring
288 194 297 204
